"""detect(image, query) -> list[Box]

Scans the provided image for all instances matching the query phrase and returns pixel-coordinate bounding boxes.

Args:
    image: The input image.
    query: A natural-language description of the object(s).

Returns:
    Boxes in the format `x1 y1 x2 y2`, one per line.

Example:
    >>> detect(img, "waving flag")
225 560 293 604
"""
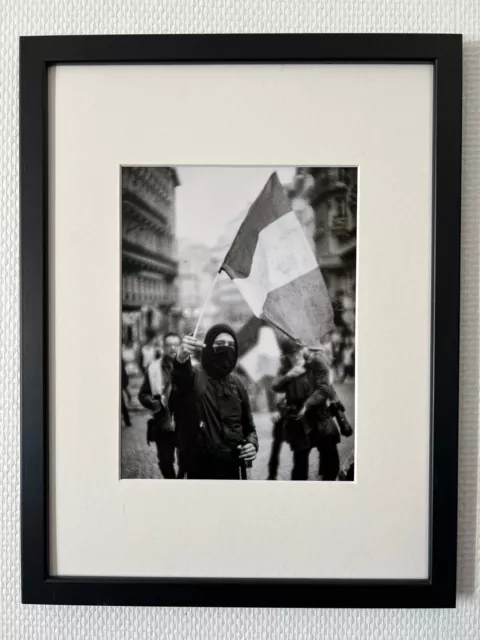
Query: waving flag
220 172 334 346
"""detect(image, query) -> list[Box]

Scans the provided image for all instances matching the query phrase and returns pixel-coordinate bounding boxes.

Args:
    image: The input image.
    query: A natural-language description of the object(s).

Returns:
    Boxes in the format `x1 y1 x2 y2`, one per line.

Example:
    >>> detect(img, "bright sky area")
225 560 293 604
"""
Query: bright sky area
175 166 295 247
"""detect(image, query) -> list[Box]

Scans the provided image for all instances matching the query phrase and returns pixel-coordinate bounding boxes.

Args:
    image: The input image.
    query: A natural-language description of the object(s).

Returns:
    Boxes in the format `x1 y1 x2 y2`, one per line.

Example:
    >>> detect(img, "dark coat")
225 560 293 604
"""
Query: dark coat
169 374 200 475
272 355 339 451
172 358 258 466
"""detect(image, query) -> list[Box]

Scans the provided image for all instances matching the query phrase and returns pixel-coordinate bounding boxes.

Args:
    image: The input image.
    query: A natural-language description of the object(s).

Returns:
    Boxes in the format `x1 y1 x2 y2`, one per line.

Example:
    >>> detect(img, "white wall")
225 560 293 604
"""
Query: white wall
1 1 478 638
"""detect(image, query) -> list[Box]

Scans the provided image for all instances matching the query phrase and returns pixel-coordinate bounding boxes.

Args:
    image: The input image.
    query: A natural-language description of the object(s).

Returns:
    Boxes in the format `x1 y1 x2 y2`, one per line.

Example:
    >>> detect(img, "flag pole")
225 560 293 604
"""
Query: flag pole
192 271 221 339
260 316 305 348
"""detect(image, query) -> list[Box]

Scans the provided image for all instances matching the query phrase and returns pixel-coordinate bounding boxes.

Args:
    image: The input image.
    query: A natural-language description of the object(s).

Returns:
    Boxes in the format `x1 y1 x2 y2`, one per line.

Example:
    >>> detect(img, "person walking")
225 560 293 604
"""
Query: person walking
266 342 299 480
266 393 285 480
330 328 343 382
340 334 355 382
138 333 181 479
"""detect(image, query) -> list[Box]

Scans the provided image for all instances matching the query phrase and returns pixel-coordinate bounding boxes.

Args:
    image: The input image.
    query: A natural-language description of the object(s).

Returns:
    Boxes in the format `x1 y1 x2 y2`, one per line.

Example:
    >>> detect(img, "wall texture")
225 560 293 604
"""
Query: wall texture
1 1 478 638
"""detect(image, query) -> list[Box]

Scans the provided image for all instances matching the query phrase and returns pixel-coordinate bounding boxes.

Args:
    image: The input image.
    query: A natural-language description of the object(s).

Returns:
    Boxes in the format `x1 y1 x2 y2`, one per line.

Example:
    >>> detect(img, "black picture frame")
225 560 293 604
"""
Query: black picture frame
20 34 462 608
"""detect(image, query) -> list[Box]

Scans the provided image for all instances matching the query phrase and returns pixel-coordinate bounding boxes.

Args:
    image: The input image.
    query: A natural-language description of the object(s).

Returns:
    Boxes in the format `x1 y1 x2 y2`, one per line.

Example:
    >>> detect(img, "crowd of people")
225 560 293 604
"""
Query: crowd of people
326 288 356 384
121 322 354 481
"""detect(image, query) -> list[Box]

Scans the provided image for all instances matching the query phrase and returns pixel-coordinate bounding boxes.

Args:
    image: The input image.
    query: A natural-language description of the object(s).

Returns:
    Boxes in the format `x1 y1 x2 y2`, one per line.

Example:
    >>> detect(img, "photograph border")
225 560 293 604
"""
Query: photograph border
120 163 358 482
20 33 462 608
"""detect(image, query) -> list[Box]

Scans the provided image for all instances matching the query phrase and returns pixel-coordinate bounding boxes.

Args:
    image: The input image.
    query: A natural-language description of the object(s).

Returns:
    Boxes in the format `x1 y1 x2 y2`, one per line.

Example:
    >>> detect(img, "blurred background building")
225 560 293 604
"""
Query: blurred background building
289 167 357 334
121 167 180 346
175 239 217 335
207 207 253 333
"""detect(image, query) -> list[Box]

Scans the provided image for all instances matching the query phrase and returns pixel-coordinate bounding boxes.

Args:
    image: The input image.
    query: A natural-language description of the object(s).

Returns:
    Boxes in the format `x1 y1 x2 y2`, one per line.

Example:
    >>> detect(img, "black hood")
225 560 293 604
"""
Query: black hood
201 323 238 378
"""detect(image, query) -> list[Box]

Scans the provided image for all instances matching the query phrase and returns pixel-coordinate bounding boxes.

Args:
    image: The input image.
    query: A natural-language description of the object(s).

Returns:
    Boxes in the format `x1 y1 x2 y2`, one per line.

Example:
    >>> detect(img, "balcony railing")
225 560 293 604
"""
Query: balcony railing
122 291 177 308
122 239 178 275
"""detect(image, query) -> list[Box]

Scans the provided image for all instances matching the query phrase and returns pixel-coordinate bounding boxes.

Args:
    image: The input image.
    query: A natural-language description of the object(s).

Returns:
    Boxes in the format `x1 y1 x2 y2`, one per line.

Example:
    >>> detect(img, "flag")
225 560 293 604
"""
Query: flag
220 172 334 346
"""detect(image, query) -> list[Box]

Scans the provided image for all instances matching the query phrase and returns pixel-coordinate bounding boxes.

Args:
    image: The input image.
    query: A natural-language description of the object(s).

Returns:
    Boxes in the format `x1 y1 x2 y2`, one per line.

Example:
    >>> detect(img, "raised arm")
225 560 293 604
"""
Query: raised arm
171 335 204 393
271 359 297 392
171 357 196 393
272 356 311 393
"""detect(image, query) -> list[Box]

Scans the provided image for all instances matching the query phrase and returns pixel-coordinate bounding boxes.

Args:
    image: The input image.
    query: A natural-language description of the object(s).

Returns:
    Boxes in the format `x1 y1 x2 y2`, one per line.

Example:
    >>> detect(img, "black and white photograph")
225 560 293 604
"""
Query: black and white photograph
18 33 462 611
121 166 357 481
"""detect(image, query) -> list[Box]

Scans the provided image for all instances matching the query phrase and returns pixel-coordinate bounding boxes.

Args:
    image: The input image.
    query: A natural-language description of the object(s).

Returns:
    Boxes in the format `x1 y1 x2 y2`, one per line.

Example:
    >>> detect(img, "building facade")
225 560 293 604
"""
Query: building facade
122 167 180 344
291 167 357 332
285 171 317 251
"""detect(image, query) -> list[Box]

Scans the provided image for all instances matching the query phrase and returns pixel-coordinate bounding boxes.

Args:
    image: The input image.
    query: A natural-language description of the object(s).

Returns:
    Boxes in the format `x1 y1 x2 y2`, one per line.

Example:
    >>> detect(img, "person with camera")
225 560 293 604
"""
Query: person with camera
272 341 350 481
172 324 258 480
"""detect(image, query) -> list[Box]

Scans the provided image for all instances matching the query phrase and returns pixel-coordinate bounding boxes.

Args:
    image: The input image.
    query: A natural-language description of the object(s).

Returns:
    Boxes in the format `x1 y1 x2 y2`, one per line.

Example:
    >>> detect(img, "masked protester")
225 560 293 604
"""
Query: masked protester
272 342 341 481
138 332 181 479
172 324 258 479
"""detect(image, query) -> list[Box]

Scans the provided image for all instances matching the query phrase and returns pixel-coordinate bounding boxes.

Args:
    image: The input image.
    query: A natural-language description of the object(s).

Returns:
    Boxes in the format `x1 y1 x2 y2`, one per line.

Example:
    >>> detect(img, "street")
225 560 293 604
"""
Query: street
121 381 355 481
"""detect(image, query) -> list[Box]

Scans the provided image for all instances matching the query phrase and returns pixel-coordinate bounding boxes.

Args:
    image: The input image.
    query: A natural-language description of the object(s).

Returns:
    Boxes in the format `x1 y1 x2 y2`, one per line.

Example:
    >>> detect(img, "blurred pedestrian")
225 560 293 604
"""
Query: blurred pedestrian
173 324 258 479
340 290 355 333
121 358 132 427
162 331 182 364
330 328 343 382
340 335 355 383
138 332 181 479
266 396 285 481
332 290 345 328
266 340 298 480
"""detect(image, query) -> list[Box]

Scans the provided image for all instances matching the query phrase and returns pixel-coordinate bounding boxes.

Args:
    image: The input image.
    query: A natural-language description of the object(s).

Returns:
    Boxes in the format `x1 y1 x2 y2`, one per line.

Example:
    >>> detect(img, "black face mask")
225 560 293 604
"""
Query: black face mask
207 346 237 378
202 323 238 378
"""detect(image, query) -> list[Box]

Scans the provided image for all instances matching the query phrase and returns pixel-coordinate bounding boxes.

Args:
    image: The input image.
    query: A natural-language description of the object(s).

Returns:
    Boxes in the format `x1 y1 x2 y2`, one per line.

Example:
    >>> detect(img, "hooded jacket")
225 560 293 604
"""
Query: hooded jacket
172 324 258 463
